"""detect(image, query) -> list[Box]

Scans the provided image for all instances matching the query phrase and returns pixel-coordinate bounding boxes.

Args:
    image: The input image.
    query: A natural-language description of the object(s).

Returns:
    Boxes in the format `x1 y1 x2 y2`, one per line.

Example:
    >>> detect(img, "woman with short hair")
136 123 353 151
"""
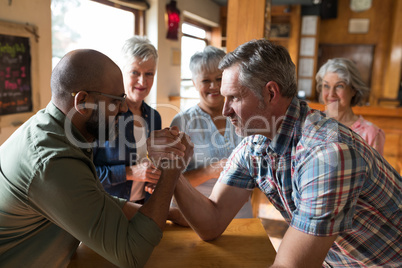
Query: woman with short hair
316 58 385 155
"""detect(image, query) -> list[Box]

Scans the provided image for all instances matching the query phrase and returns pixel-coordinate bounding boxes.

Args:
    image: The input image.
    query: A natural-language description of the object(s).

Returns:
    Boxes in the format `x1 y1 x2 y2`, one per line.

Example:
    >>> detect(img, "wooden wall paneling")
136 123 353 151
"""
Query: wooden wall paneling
383 0 402 99
211 6 228 49
226 0 266 52
288 5 301 71
311 17 320 100
211 26 223 48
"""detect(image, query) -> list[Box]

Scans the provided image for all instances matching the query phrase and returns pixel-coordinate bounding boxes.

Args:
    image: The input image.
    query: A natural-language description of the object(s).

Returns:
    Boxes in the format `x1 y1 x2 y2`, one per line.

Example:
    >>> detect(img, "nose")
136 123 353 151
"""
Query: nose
222 98 232 117
210 81 220 89
328 87 336 97
137 74 146 86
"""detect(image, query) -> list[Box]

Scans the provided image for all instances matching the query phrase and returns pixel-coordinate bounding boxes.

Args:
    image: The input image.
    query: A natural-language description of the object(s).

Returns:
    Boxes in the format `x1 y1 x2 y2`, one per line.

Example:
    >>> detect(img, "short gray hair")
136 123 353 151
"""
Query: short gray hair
219 39 297 100
120 36 158 69
316 58 369 106
189 46 226 79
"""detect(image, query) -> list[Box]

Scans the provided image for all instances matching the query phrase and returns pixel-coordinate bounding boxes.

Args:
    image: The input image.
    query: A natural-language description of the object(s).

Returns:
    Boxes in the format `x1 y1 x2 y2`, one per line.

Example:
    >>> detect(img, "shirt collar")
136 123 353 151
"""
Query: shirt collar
268 97 301 156
247 97 302 157
47 102 94 158
124 101 149 118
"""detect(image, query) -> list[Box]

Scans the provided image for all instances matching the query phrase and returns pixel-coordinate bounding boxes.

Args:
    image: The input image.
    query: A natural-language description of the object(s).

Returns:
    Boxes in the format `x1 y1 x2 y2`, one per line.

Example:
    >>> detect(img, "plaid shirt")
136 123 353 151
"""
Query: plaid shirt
219 97 401 267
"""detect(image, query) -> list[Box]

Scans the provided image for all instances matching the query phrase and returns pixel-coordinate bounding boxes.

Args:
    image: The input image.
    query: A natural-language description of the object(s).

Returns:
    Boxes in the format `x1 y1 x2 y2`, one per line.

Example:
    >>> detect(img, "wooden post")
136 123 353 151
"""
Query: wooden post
226 0 266 52
383 0 402 100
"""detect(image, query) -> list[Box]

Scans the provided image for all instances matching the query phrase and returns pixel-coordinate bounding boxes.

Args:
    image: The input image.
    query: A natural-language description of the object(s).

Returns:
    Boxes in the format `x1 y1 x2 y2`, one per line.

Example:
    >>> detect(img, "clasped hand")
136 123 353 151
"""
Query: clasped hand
146 126 193 171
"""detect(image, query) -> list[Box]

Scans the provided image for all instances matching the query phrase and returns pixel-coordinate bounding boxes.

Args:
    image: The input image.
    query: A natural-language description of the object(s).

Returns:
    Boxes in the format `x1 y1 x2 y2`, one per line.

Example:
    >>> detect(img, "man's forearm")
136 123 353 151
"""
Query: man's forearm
184 160 225 187
139 165 183 229
174 175 223 240
183 166 214 187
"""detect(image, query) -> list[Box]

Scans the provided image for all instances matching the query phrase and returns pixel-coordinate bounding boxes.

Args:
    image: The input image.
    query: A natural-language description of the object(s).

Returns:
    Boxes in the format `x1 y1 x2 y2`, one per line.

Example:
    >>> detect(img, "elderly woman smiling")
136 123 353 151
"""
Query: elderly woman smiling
93 36 161 204
316 58 385 155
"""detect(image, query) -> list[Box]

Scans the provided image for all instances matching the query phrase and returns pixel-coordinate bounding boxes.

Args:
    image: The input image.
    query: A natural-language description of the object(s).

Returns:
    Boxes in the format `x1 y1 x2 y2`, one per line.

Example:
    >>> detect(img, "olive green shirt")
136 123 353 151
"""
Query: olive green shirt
0 102 162 267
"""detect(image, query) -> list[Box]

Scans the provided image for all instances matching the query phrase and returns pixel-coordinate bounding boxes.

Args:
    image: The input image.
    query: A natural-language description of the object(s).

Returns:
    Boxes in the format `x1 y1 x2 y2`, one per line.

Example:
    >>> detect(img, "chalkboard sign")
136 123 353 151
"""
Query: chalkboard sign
0 20 39 128
0 34 33 115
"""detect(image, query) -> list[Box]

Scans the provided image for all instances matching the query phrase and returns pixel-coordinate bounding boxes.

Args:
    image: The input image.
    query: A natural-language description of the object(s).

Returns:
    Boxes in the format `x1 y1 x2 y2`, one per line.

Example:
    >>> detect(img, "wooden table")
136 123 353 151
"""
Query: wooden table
68 218 276 268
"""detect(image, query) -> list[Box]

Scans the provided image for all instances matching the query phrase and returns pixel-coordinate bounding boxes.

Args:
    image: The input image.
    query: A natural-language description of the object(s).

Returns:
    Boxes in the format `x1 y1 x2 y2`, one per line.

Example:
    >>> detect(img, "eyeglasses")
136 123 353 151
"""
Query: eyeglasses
71 91 127 104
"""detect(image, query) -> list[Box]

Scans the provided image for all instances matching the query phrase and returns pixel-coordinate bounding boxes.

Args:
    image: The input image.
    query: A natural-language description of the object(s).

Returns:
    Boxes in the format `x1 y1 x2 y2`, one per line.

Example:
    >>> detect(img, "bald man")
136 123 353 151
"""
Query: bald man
0 49 192 267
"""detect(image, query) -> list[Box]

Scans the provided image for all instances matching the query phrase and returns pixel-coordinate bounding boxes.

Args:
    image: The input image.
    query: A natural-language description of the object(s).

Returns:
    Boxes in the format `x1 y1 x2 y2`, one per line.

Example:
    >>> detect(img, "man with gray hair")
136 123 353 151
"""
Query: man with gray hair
0 49 193 267
149 39 401 267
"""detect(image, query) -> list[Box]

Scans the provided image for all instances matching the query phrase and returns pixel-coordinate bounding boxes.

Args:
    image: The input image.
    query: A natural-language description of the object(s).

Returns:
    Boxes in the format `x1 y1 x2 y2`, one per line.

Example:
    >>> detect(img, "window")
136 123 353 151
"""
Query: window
51 0 141 69
180 21 210 110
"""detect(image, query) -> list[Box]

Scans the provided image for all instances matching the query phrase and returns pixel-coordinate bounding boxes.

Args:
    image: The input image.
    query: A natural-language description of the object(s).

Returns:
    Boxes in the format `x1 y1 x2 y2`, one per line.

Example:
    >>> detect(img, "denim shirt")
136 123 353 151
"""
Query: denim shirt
93 101 162 200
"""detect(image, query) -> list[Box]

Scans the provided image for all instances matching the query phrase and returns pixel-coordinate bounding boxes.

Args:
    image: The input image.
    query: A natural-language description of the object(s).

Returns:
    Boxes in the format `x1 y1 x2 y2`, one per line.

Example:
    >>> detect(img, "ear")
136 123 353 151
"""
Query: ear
263 81 281 103
351 87 357 97
73 91 90 116
192 79 197 88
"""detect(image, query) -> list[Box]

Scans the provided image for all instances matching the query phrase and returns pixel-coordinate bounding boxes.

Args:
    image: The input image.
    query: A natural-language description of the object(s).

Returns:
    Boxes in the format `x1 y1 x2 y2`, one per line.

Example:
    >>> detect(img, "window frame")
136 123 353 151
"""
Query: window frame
91 0 145 35
182 18 212 45
181 19 212 84
179 19 213 109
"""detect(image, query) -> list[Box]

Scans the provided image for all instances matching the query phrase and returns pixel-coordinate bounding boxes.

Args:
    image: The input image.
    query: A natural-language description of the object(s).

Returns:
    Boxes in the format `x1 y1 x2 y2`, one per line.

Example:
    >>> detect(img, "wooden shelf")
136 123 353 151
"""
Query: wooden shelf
267 5 301 69
270 5 292 16
270 37 290 41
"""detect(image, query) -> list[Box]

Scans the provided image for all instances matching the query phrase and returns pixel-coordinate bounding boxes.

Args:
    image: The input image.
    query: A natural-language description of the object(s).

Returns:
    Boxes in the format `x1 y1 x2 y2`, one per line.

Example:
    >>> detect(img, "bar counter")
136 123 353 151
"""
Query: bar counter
68 218 276 268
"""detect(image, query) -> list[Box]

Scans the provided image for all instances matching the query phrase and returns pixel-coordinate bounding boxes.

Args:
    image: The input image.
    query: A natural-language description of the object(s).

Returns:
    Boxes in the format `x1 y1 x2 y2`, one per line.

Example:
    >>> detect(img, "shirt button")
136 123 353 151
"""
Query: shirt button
87 148 92 153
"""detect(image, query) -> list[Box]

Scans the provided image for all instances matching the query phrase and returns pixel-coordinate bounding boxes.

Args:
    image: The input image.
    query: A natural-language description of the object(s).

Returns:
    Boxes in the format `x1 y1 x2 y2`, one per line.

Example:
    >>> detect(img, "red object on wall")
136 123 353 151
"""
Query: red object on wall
166 0 180 40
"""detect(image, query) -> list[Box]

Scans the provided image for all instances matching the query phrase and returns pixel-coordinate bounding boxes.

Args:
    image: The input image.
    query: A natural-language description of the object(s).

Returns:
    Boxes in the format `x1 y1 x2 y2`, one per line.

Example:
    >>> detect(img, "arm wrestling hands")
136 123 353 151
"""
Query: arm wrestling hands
145 127 193 227
125 126 190 190
146 126 193 168
122 126 193 229
144 126 193 191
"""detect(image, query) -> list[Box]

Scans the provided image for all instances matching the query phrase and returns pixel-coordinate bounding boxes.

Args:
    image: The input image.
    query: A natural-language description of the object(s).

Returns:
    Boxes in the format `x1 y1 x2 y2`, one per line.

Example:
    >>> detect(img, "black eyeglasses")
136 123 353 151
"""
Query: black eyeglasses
71 91 127 104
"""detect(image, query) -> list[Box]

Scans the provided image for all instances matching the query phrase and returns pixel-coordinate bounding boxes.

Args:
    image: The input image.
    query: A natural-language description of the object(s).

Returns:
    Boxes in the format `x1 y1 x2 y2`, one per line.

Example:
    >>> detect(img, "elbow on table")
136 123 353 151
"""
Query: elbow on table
196 228 225 242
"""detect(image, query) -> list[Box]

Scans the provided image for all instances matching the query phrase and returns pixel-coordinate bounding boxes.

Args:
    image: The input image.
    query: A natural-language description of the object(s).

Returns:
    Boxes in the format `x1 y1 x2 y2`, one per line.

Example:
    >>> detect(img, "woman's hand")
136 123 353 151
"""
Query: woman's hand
144 183 156 194
126 159 161 184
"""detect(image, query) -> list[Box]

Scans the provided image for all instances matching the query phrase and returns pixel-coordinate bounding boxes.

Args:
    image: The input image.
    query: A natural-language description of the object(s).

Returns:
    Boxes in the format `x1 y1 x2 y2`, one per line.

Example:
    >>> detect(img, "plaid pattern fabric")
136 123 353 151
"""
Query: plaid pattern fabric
219 97 401 267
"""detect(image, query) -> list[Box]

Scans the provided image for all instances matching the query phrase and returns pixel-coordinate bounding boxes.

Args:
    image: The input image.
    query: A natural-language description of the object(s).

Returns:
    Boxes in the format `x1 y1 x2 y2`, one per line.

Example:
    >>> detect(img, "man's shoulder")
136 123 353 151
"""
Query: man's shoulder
0 107 90 187
11 107 86 162
296 110 378 169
